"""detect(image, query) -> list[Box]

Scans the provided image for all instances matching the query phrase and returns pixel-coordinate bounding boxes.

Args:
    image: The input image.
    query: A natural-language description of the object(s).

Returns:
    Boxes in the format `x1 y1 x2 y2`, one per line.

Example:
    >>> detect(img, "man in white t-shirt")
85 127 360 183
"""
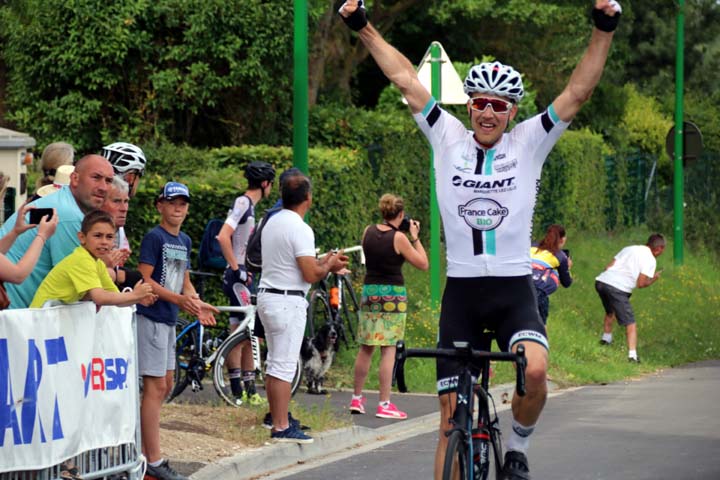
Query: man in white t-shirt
257 171 348 444
596 233 665 362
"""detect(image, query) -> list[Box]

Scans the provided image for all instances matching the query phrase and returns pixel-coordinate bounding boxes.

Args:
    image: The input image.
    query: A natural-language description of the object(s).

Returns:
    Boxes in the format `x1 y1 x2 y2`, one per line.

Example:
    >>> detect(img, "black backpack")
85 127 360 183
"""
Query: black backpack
198 218 227 270
198 197 253 271
245 206 281 274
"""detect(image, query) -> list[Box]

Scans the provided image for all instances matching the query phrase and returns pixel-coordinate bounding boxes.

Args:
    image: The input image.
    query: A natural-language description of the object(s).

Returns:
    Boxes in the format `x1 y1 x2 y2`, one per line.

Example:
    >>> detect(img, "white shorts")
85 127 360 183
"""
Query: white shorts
257 292 307 383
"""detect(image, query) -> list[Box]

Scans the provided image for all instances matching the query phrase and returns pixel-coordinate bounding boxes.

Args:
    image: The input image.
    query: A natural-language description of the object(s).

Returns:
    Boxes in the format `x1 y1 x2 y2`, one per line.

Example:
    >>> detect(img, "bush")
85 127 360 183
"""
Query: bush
534 128 609 235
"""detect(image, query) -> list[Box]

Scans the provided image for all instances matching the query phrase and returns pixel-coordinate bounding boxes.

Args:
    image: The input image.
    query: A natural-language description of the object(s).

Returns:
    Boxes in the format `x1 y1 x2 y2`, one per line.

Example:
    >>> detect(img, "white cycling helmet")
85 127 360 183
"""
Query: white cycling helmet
463 61 524 103
101 142 147 175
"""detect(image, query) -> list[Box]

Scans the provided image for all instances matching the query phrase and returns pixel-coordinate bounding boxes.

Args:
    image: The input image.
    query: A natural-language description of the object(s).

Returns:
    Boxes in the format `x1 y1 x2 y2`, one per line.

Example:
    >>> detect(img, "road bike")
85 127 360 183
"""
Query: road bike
167 304 303 406
306 245 363 348
394 334 527 480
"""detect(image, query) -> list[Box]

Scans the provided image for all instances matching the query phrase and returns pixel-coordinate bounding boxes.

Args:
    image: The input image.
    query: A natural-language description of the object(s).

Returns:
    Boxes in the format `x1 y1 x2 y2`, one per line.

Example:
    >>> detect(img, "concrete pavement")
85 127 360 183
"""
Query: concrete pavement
186 382 530 480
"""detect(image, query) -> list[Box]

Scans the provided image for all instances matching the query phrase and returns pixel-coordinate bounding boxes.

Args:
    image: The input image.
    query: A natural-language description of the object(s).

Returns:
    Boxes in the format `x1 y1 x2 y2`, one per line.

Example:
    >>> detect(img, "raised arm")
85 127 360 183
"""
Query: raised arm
552 0 622 122
0 207 58 284
339 0 431 114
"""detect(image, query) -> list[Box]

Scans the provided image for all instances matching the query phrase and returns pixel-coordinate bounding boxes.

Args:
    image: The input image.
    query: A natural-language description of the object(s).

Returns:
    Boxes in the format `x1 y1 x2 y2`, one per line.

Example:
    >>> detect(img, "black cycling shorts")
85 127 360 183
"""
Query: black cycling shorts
436 275 548 395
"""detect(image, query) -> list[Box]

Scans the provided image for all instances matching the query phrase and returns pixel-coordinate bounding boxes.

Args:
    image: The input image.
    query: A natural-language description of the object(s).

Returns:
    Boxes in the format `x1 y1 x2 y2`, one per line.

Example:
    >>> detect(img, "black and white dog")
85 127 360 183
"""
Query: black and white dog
300 323 339 395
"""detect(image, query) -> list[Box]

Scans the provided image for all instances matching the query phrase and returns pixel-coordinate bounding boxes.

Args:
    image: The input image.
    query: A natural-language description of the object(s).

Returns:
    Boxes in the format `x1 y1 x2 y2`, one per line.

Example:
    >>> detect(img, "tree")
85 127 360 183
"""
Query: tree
0 0 295 149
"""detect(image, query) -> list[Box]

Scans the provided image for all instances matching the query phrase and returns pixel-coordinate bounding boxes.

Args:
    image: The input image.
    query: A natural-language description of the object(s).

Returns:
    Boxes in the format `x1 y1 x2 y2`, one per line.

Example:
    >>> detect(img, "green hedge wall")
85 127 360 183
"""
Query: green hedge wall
123 144 380 270
533 128 609 236
127 125 613 271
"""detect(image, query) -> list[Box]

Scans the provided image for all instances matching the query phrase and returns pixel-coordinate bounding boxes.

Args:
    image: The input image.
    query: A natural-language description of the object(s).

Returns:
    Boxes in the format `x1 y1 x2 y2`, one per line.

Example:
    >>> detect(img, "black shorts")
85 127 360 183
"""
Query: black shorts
436 276 548 394
595 280 635 326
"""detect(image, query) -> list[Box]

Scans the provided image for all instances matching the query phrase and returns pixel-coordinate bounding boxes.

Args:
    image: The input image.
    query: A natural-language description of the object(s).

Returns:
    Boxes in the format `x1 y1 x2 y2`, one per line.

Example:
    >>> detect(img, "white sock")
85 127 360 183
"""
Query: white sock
505 419 535 454
379 400 390 408
628 350 638 359
352 394 364 401
602 333 612 343
149 459 164 467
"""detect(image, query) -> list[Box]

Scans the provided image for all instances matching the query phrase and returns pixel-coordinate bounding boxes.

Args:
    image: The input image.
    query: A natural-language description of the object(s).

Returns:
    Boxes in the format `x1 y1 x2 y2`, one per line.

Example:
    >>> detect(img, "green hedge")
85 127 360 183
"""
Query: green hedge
533 128 609 236
128 119 614 270
123 144 379 269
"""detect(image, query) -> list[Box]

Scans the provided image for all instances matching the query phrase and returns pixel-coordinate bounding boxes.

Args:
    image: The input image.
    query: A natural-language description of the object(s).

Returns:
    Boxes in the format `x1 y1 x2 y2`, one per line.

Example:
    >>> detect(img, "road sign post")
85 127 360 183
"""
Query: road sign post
411 42 467 310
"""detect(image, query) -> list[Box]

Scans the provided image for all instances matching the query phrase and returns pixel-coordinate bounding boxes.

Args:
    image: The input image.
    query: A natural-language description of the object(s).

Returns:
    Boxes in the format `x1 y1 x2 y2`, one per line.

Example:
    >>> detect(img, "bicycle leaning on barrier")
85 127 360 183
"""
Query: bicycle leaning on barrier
167 304 303 406
306 245 363 347
394 333 527 480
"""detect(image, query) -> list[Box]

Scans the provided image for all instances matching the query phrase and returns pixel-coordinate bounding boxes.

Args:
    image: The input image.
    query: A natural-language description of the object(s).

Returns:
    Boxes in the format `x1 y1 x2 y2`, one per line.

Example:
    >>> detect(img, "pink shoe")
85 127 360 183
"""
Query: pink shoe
376 402 407 420
349 396 366 414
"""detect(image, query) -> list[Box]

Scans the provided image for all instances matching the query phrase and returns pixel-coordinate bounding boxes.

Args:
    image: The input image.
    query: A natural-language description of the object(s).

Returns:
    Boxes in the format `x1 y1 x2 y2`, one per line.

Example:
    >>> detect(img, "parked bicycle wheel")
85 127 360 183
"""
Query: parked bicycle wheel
168 318 200 402
212 329 302 407
340 274 360 343
442 429 469 480
306 288 332 339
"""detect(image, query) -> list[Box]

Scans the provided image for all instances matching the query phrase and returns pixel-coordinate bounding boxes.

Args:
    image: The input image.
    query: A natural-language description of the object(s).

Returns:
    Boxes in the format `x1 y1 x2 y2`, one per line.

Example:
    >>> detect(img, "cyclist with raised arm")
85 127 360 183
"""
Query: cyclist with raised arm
339 1 622 478
216 161 276 406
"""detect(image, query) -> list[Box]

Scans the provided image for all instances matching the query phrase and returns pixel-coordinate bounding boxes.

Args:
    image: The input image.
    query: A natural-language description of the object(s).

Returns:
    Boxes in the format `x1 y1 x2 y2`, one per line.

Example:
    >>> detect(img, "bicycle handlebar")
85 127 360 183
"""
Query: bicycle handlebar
214 305 255 314
393 340 527 396
316 245 365 265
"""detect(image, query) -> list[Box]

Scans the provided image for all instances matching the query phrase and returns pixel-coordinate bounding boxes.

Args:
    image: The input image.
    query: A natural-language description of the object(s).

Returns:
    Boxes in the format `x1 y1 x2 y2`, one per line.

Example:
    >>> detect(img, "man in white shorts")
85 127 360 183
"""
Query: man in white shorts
596 233 665 362
258 170 348 443
339 1 623 478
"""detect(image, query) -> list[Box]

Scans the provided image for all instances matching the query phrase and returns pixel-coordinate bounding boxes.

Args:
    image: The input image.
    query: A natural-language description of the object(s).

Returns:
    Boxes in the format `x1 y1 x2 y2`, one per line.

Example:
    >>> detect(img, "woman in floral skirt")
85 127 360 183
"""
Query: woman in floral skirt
349 193 428 419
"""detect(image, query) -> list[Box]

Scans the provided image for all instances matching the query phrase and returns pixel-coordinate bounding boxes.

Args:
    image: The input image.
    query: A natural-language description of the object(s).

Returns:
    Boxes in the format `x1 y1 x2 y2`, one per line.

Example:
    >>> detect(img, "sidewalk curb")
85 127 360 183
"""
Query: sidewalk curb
189 381 557 480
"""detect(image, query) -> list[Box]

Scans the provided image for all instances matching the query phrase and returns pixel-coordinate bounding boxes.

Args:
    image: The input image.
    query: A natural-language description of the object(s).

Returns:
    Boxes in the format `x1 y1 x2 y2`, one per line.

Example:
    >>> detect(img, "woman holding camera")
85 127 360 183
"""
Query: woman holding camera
349 193 428 419
530 224 573 326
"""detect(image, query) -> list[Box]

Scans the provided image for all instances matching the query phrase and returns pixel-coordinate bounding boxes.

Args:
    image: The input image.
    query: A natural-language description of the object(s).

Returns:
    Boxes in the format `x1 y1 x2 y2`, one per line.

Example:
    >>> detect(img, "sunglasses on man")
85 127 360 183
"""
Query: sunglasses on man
469 97 514 114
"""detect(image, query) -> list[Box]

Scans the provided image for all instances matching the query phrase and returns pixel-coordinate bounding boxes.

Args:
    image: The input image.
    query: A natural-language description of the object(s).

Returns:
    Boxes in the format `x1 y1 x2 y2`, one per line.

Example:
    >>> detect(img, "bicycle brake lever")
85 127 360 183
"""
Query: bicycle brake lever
515 344 527 397
393 340 408 393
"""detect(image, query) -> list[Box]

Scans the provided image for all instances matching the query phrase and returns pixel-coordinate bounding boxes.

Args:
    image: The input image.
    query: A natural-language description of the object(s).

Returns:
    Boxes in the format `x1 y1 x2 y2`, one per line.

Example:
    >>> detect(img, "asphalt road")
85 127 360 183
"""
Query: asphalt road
270 360 720 480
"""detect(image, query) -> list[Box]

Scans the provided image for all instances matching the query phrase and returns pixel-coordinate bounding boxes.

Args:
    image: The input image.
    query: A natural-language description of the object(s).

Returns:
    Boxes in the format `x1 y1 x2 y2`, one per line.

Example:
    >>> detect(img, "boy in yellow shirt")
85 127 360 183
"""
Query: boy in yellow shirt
31 210 156 308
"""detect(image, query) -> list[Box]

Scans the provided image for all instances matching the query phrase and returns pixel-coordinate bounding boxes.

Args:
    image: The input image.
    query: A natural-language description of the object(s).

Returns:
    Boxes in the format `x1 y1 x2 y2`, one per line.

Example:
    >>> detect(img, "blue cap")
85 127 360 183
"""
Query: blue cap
159 181 190 202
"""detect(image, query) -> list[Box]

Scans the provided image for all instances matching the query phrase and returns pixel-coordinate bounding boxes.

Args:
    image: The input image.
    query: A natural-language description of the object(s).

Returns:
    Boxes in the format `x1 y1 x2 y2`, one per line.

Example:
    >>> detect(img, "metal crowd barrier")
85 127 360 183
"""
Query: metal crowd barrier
0 306 145 480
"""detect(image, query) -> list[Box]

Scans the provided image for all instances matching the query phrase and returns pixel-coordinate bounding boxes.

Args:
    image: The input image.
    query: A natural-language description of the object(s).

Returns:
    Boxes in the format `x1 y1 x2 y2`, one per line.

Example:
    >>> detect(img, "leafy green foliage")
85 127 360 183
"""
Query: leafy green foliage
0 0 294 150
534 129 609 235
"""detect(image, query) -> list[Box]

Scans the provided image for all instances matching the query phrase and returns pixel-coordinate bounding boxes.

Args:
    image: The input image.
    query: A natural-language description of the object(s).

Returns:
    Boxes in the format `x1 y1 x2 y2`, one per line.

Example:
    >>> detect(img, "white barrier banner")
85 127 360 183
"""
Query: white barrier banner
0 303 137 472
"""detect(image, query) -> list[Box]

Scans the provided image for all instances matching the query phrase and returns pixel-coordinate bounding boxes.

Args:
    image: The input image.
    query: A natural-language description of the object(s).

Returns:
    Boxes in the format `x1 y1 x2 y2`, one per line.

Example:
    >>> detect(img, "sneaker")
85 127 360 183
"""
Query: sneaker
231 395 243 406
349 396 366 415
145 460 187 480
262 411 310 430
271 424 314 444
628 357 641 363
59 464 82 480
375 402 407 420
599 339 612 346
502 451 530 480
246 392 267 406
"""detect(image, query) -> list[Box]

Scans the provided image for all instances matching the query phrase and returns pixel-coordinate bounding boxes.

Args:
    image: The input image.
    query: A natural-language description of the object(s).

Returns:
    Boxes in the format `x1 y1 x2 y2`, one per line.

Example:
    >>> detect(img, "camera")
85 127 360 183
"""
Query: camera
398 216 413 233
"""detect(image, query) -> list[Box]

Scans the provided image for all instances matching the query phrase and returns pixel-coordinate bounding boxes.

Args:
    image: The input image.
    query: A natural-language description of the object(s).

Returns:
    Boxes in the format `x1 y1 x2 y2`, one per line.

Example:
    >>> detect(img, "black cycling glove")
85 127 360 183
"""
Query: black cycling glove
592 0 622 32
338 0 368 32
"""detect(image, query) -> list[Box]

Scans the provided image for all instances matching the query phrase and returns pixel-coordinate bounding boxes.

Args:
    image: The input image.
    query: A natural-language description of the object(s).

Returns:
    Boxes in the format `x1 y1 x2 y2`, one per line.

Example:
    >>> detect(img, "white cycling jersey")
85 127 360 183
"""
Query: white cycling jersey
414 98 569 277
224 194 255 266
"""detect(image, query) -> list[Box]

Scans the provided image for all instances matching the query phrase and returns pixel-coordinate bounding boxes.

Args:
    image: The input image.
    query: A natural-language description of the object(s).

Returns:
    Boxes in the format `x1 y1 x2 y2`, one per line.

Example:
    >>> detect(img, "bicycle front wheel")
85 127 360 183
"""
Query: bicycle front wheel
213 330 304 407
478 389 504 480
168 318 197 402
442 430 470 480
306 289 332 339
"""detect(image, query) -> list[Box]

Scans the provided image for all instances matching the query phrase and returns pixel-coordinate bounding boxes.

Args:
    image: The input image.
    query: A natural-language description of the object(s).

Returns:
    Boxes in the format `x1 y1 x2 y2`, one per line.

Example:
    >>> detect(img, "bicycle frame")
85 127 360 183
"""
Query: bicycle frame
176 305 260 392
309 245 363 344
394 339 527 480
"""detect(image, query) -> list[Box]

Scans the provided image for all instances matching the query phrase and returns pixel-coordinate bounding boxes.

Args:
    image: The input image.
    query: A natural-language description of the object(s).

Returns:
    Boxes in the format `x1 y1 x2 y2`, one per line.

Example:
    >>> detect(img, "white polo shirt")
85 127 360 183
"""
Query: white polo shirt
258 209 315 294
